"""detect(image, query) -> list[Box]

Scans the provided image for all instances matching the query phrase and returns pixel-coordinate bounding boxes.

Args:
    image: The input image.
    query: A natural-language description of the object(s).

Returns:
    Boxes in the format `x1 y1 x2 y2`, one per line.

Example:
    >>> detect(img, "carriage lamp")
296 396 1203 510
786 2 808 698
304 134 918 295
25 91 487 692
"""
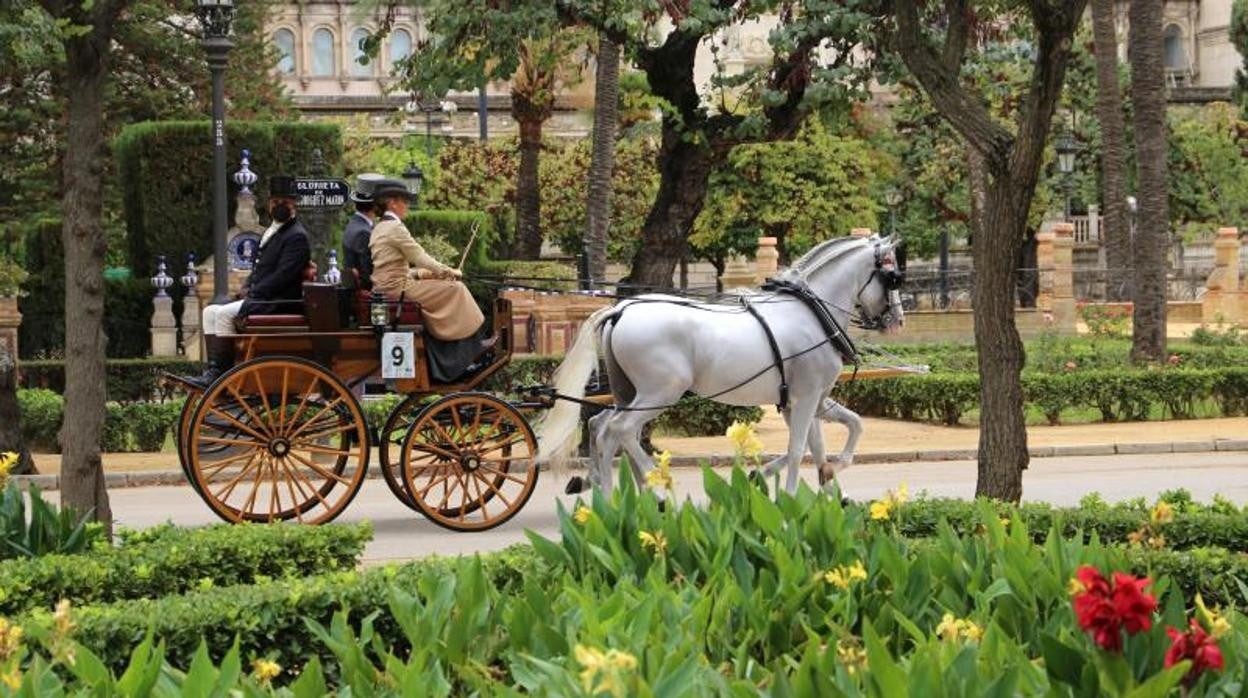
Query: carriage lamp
402 161 423 197
370 290 388 328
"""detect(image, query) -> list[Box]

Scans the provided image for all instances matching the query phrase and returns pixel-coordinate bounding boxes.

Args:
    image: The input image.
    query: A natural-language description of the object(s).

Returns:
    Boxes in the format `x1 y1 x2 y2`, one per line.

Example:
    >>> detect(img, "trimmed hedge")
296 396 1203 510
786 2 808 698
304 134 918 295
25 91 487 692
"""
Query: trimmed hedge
837 367 1248 425
114 120 343 273
871 340 1248 374
21 544 547 673
20 358 200 403
0 522 371 617
16 390 184 454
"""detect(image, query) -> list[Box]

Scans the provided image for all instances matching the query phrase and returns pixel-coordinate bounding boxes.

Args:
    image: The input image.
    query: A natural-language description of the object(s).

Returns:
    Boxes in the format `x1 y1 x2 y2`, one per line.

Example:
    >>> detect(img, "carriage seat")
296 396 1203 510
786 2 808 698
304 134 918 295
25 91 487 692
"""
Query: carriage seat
234 262 319 332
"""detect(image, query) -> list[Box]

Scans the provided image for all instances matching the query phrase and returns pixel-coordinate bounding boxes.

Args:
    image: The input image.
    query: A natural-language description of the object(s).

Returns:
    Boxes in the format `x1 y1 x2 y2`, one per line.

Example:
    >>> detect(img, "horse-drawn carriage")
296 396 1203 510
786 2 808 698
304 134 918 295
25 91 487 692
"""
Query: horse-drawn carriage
170 285 541 532
168 234 916 532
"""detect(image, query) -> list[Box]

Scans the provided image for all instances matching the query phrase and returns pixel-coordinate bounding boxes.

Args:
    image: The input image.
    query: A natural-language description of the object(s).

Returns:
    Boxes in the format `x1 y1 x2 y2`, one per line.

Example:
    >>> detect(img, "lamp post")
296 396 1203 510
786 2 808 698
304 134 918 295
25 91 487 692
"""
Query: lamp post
1055 131 1080 221
194 0 236 305
402 161 424 206
404 95 456 159
884 187 903 237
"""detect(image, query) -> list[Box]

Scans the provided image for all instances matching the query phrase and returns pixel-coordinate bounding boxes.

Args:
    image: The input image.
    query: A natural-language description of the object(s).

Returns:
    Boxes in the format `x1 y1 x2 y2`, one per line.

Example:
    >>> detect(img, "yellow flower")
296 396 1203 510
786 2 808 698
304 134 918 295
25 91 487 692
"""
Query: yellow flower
824 561 868 590
726 421 764 459
1195 593 1232 639
645 451 674 491
0 667 19 691
999 517 1011 529
1150 500 1175 526
936 613 962 641
252 658 282 683
962 620 984 641
638 530 668 554
574 644 637 696
1067 577 1086 596
936 613 983 642
892 482 910 505
52 600 74 638
573 506 592 525
0 452 14 490
1127 528 1146 546
835 639 868 675
0 619 22 661
1147 534 1166 550
869 500 893 521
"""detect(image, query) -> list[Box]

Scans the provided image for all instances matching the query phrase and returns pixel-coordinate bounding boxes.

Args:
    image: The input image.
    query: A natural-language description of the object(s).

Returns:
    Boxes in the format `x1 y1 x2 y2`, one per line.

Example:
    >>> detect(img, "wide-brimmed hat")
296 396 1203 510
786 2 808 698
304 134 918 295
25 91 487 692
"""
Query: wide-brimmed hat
371 179 417 202
351 172 385 203
269 175 298 199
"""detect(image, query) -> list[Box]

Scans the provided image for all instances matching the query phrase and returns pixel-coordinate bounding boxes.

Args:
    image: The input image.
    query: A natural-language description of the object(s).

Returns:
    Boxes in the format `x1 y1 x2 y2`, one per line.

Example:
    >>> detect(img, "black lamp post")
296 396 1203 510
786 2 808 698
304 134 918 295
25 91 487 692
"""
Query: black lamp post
884 187 903 236
194 0 235 305
402 162 424 205
1055 131 1080 220
404 96 456 159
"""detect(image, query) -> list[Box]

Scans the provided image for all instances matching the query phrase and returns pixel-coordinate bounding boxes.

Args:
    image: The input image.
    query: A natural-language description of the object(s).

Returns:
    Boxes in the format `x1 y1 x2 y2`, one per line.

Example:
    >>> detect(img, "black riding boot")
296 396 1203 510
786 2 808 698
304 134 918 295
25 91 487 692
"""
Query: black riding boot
183 335 235 388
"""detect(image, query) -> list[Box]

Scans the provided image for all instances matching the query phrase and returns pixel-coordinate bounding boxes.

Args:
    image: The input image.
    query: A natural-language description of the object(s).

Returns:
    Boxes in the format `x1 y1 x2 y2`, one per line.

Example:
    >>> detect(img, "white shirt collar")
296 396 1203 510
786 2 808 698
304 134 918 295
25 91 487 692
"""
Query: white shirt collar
382 211 401 221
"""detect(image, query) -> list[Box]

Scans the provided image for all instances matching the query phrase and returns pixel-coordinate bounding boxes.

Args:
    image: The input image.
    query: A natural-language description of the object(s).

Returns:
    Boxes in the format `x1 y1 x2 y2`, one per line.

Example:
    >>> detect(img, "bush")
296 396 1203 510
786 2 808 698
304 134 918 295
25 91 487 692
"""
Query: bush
1 483 102 562
653 395 763 436
114 120 343 273
17 389 63 452
20 357 201 403
0 521 372 616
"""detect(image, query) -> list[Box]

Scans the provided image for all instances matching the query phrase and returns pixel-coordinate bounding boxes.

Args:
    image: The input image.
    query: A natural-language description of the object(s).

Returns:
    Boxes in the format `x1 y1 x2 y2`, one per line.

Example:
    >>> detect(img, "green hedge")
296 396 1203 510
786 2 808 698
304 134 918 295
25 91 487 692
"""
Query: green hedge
0 522 372 617
837 367 1248 425
16 390 184 454
870 340 1248 374
20 357 200 403
114 120 343 273
21 544 546 674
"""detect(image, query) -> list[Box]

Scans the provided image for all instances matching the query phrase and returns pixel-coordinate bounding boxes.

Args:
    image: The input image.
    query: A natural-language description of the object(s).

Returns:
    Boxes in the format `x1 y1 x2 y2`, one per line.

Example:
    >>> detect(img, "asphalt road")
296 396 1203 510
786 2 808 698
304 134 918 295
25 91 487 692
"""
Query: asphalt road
87 451 1248 564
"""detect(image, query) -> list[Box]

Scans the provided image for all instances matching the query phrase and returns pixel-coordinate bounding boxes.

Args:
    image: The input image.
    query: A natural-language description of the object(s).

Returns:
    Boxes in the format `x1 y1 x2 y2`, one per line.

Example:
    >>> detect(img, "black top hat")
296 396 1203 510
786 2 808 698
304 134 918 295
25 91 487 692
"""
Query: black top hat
371 179 416 201
351 173 385 204
269 175 298 199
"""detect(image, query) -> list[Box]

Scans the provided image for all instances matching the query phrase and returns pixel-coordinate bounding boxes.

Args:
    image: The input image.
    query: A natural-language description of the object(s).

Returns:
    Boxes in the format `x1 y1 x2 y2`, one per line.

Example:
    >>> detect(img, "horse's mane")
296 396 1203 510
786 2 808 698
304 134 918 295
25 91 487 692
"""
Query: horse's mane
779 236 873 282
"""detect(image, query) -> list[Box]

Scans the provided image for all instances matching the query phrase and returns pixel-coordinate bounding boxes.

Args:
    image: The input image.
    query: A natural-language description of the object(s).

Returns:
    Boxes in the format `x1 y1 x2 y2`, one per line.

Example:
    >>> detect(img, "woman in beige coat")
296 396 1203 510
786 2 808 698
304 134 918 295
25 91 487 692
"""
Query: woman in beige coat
369 181 484 341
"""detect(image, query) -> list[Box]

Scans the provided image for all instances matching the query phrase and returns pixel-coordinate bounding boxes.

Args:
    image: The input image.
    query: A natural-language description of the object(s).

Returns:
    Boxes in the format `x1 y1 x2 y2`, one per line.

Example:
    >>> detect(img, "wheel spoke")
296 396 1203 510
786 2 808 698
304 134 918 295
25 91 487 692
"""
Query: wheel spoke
471 469 515 509
286 450 353 486
269 458 284 521
239 454 270 518
415 466 456 498
212 450 263 507
295 421 357 442
197 435 268 448
203 405 270 443
252 370 277 433
278 460 307 524
280 457 335 514
282 375 320 437
289 442 352 458
198 448 263 480
286 396 346 442
478 464 531 486
278 367 290 431
476 435 530 457
226 383 272 439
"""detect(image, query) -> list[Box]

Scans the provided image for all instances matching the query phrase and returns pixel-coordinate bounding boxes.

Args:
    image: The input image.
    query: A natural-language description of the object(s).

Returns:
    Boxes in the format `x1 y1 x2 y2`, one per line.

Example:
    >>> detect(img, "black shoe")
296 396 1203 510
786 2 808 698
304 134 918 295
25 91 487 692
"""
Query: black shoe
178 336 235 389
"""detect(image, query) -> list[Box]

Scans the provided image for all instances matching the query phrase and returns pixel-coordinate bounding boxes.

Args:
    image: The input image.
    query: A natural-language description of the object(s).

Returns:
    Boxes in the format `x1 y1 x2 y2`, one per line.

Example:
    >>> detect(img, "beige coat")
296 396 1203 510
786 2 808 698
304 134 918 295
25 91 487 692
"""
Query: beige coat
369 216 484 341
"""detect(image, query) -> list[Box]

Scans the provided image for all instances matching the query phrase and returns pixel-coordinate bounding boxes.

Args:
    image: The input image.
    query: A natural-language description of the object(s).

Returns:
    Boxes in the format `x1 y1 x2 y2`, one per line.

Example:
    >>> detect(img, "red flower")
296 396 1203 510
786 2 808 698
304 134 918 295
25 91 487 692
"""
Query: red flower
1070 566 1157 652
1166 619 1224 685
1111 572 1157 633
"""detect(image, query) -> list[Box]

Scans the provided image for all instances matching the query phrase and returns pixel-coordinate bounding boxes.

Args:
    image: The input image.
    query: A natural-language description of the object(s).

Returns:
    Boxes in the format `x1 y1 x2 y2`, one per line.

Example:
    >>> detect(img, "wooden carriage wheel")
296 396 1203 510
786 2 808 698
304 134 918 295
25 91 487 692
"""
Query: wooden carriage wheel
188 356 370 524
378 394 427 512
400 392 539 532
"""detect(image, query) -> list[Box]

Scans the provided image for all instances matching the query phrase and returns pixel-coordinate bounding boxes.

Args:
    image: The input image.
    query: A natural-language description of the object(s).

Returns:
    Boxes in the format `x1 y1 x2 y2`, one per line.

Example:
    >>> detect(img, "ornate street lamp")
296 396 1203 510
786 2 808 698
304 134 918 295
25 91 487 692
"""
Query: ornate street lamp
194 0 236 305
402 161 424 205
884 187 903 237
1055 131 1080 220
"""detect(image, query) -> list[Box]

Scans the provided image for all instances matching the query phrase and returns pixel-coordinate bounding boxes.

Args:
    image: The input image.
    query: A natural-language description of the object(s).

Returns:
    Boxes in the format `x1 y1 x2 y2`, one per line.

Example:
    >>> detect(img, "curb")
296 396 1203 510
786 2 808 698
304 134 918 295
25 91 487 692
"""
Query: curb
11 439 1248 492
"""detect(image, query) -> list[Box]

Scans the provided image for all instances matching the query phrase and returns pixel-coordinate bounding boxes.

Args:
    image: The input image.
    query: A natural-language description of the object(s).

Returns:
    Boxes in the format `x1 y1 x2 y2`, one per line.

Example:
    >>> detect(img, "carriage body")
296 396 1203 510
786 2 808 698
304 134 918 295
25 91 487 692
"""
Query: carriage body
173 289 541 532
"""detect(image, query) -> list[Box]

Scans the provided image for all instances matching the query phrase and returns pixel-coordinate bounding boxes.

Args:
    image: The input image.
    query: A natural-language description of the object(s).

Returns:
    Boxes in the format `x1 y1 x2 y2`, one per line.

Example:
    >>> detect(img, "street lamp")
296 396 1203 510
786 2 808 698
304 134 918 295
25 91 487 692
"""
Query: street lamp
440 99 457 136
884 187 903 236
402 161 423 204
194 0 236 305
1055 131 1080 220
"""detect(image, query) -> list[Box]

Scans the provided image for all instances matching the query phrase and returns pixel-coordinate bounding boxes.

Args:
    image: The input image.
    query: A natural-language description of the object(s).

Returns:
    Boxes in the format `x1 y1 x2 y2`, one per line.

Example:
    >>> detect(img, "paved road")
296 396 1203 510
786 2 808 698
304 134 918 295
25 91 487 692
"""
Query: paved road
87 451 1248 563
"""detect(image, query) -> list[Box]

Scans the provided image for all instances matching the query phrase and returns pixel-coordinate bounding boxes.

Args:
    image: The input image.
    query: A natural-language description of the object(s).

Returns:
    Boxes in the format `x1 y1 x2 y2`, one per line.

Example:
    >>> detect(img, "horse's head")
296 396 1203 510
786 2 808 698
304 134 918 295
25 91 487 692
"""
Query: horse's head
855 235 906 333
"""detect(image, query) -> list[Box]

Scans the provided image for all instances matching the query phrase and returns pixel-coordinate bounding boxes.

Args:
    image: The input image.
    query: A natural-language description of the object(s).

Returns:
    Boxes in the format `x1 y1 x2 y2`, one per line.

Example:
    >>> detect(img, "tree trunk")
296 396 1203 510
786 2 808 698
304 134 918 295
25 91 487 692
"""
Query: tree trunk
972 168 1029 502
0 342 34 475
584 34 620 284
1129 0 1170 362
1092 0 1132 300
626 124 715 291
514 115 543 260
56 3 118 531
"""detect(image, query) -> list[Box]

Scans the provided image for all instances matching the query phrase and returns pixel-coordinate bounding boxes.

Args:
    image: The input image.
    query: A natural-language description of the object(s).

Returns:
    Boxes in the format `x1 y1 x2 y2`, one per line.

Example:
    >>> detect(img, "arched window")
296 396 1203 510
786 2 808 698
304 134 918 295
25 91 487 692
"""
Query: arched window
389 28 412 68
1163 24 1186 70
274 29 296 75
351 28 372 77
311 28 335 77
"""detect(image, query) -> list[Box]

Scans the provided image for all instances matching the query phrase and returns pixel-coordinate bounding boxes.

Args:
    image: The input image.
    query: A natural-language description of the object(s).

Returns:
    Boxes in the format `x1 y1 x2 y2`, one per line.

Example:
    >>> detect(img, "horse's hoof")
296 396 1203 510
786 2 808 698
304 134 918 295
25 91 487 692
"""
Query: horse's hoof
564 476 588 495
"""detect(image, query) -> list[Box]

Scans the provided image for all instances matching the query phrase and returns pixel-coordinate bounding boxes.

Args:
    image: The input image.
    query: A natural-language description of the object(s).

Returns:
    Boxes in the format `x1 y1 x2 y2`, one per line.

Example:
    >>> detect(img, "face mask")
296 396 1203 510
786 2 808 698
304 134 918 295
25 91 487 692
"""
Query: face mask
272 203 293 223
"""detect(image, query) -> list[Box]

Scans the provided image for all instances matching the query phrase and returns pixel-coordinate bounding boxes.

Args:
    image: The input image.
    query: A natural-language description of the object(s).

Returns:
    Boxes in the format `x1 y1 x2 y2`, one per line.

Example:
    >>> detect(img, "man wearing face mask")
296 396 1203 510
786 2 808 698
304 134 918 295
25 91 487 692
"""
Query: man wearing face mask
183 175 311 387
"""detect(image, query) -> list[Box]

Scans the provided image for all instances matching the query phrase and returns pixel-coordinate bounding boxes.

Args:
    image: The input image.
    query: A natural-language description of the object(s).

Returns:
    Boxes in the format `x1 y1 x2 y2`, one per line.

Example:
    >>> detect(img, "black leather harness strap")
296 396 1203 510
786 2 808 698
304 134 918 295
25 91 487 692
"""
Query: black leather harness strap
740 297 789 410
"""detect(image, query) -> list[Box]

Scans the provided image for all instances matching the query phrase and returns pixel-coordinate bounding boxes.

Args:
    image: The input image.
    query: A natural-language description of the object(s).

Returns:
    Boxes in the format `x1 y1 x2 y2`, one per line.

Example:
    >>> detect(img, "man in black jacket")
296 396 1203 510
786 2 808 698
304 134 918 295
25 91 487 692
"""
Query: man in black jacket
185 175 311 387
342 172 383 290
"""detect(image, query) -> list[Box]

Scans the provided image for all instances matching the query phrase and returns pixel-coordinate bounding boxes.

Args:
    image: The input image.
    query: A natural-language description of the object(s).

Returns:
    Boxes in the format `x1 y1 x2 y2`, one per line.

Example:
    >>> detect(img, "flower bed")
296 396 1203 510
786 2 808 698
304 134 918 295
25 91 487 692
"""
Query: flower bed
4 472 1245 694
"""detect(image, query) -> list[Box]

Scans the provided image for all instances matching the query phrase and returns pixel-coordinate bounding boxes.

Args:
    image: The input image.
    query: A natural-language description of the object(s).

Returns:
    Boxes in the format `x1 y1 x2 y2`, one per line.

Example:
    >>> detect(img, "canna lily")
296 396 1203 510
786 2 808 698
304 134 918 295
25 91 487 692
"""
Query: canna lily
1165 619 1224 686
1070 565 1157 652
725 421 765 459
824 561 867 590
0 667 19 691
1195 593 1232 639
869 500 893 521
574 644 637 696
936 613 984 642
0 451 15 490
573 506 592 525
1150 500 1175 526
252 659 282 684
835 640 868 675
638 530 668 554
645 451 674 491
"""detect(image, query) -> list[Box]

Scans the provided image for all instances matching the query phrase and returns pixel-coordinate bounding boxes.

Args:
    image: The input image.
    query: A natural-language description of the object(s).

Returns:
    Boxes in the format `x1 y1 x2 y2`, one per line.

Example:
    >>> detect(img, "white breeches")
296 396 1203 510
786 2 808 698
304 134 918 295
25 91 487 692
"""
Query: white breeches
202 300 244 336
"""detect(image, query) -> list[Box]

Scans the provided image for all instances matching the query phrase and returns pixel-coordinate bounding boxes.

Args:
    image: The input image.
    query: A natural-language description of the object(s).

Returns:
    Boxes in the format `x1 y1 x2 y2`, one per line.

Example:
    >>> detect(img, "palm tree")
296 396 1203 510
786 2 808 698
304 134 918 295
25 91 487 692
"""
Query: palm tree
1128 0 1170 362
583 34 620 284
1092 0 1131 300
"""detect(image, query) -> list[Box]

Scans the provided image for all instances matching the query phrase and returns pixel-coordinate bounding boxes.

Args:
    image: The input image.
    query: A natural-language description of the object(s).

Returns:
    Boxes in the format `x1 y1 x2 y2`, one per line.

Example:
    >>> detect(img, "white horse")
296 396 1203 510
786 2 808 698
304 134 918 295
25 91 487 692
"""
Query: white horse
536 235 905 497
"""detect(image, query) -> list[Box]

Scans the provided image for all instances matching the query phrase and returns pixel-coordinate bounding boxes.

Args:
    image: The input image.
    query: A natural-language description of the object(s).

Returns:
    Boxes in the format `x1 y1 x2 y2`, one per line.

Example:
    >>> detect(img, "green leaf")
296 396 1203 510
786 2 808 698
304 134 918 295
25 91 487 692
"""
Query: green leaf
863 619 907 697
1039 632 1086 687
289 656 329 698
1124 663 1189 698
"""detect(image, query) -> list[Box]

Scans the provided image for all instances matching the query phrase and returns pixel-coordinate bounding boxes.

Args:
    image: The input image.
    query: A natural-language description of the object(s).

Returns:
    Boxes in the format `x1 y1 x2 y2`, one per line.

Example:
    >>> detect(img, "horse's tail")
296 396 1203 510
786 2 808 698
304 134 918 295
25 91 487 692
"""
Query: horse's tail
535 305 618 476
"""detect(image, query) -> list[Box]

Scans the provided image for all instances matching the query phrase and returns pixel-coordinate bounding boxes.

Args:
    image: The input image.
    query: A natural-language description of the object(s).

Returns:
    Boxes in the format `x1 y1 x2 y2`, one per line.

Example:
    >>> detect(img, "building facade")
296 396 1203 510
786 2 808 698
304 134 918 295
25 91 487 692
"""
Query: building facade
1114 1 1242 101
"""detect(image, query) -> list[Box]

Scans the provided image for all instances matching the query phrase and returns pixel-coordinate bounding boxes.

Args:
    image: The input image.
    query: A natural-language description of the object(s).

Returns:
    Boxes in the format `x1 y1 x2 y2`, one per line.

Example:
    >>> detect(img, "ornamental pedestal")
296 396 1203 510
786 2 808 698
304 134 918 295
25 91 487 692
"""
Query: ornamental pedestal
0 297 21 361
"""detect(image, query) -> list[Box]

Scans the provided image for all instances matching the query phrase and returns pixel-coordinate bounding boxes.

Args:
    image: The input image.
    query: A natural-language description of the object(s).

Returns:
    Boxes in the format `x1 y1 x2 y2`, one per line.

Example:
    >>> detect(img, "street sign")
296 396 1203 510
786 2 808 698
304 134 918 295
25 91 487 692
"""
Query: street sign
294 178 349 210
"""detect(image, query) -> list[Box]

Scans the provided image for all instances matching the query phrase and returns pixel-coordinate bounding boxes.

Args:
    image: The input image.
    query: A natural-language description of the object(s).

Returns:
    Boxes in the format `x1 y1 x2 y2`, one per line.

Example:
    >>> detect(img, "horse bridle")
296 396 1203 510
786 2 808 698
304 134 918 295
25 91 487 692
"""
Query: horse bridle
854 242 906 330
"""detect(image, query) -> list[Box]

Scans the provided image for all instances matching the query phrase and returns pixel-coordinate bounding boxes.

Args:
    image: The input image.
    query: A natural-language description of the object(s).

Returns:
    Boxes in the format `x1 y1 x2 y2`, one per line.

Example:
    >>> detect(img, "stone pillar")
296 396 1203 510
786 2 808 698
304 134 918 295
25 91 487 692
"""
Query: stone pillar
150 257 178 357
719 254 755 290
181 292 202 362
1037 222 1077 334
0 298 22 362
1203 227 1242 323
755 237 779 285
